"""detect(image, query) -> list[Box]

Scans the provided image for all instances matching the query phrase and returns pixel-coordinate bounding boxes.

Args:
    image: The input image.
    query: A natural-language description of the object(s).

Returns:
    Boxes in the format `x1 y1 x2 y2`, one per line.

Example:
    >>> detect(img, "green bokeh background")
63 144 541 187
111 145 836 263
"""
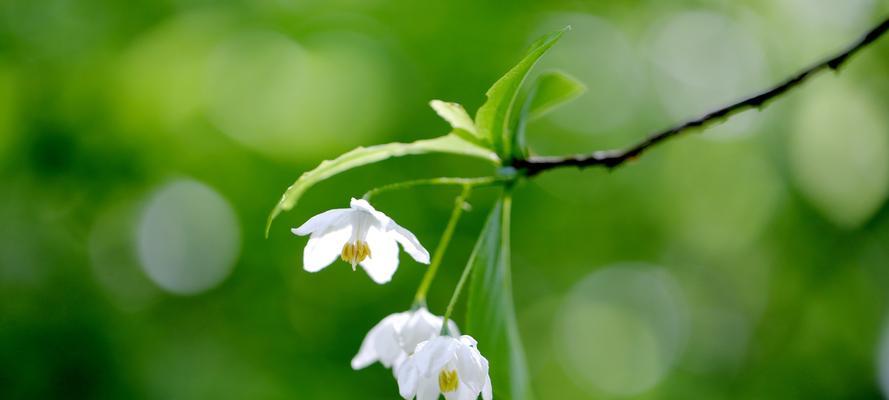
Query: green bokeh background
3 0 889 399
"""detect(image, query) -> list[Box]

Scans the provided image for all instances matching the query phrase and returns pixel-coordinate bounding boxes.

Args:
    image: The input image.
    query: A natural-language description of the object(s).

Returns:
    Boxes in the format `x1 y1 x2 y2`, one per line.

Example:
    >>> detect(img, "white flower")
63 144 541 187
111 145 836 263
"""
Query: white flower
352 307 460 374
292 198 430 284
397 335 493 400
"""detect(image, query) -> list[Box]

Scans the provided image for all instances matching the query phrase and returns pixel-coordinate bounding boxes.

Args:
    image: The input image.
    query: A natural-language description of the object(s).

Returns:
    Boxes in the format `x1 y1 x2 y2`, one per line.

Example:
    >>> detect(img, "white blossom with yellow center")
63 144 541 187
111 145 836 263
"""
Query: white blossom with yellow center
397 335 493 400
352 307 460 374
292 198 430 284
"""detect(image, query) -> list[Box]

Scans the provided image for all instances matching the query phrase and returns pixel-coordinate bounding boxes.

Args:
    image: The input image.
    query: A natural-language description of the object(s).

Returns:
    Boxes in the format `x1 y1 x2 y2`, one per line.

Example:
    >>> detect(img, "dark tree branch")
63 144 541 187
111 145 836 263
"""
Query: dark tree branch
514 16 889 176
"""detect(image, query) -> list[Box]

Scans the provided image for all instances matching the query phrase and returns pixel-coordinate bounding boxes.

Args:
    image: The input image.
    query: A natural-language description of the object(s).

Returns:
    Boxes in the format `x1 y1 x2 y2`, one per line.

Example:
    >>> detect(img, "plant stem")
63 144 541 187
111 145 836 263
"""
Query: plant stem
412 185 472 307
441 189 513 335
363 176 501 201
440 190 489 332
441 251 472 334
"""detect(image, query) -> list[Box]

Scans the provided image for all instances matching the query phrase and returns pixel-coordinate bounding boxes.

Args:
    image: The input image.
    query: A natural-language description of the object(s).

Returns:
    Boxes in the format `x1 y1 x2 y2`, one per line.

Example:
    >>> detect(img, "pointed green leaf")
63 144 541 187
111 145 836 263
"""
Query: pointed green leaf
474 27 568 161
526 71 585 121
430 100 479 136
429 100 491 149
265 134 499 236
466 194 532 400
513 71 586 158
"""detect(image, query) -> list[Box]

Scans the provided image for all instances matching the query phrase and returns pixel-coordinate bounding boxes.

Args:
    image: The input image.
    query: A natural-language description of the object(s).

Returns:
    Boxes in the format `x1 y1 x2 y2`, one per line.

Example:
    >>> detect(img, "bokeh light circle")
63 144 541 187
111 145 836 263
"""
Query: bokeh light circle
790 78 889 229
774 0 875 32
555 264 689 396
207 29 396 160
206 30 311 158
647 11 768 139
659 137 783 255
89 200 160 311
115 10 230 132
137 179 241 295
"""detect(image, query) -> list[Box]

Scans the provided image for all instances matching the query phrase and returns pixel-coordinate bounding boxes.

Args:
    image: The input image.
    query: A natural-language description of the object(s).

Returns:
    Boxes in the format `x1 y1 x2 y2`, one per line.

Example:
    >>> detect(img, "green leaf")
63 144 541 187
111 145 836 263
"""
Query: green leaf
525 71 585 121
466 194 532 400
429 100 490 149
265 134 499 236
513 71 586 158
474 27 568 161
430 100 479 136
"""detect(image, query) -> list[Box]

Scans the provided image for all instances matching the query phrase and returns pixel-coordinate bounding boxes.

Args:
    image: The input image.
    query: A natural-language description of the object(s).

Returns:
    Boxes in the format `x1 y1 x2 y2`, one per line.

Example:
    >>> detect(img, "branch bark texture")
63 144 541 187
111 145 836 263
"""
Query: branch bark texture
514 16 889 176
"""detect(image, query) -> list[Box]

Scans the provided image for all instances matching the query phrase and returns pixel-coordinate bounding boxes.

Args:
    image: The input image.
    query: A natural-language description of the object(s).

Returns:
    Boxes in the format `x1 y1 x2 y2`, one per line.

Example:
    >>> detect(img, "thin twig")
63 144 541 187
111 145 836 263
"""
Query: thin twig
362 176 503 201
413 185 472 307
514 16 889 176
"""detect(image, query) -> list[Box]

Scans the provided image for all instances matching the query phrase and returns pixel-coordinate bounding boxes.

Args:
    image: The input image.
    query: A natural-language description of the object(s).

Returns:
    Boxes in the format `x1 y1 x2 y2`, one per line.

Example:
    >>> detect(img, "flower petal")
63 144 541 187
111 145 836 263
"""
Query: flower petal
482 375 492 400
389 222 430 264
416 307 460 337
291 208 349 236
443 382 474 400
303 224 352 272
349 198 429 264
416 376 441 400
455 342 486 393
414 337 457 377
350 197 401 228
446 319 460 337
352 312 408 370
351 321 385 370
359 225 399 284
375 321 409 368
397 361 420 399
391 352 409 377
401 308 444 354
349 198 378 213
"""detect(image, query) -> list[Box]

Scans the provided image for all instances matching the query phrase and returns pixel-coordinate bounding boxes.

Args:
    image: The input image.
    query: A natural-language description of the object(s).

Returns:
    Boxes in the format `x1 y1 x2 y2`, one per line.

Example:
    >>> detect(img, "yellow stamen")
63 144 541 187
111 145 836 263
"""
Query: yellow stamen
341 243 354 262
357 241 371 261
438 369 459 393
341 241 371 270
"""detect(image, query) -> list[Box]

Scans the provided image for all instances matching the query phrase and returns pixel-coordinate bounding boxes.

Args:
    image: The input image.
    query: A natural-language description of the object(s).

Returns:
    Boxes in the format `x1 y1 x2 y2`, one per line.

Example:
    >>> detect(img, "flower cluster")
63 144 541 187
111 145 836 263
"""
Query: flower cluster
351 307 459 373
293 199 493 399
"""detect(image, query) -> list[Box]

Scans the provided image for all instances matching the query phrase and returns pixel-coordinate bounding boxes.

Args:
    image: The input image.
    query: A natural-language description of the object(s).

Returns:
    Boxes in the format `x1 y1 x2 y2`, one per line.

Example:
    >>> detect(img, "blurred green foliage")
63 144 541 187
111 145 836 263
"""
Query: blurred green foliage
3 0 889 399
